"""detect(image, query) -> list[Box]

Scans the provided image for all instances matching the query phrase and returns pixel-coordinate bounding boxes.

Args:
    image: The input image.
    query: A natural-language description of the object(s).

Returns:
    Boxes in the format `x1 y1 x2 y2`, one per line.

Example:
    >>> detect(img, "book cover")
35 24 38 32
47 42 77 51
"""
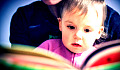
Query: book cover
0 40 120 70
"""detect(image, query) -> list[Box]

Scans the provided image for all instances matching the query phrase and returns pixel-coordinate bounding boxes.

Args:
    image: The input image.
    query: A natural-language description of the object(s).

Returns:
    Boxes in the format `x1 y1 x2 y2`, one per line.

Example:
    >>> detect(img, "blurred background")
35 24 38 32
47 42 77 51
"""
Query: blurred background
0 0 120 48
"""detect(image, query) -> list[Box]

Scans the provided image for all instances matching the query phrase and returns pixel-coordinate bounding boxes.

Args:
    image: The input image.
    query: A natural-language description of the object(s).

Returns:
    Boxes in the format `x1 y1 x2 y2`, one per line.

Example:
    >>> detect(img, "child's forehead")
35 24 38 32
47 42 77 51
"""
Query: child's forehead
62 4 103 21
62 6 103 27
63 6 97 18
62 3 103 16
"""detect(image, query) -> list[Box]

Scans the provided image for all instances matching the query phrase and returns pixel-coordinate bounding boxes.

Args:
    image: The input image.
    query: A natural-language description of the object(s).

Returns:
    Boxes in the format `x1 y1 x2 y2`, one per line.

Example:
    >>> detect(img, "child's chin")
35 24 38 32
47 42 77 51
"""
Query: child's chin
72 50 83 53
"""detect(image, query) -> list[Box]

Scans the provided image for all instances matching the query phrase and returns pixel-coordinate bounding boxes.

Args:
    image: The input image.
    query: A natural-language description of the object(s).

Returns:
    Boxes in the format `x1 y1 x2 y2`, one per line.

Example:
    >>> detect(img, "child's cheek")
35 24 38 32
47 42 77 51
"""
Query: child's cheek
83 34 96 47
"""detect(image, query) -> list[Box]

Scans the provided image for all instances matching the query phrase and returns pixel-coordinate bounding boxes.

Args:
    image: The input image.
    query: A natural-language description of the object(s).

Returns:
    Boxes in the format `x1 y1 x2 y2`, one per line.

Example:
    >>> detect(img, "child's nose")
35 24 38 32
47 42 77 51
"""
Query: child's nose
74 30 83 40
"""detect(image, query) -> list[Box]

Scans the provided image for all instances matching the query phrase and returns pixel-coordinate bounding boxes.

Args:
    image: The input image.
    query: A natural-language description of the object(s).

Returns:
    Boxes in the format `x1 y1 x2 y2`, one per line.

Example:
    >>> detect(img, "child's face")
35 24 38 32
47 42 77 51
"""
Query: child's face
58 7 104 53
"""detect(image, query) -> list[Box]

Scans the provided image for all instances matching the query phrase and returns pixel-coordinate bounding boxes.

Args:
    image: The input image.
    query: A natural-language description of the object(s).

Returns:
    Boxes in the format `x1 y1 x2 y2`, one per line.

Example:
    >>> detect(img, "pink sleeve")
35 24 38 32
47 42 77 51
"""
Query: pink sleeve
35 40 50 50
34 39 62 52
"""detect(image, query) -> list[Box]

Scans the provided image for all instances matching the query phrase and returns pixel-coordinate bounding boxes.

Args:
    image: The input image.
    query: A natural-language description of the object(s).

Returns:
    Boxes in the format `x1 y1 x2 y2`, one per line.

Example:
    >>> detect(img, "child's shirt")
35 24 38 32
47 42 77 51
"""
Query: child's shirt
35 39 96 68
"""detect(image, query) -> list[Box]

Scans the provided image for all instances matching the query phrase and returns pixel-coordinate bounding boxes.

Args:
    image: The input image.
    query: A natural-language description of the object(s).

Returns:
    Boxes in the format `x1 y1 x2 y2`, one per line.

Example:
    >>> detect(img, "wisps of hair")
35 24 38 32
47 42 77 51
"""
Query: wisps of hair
60 0 106 18
60 0 107 44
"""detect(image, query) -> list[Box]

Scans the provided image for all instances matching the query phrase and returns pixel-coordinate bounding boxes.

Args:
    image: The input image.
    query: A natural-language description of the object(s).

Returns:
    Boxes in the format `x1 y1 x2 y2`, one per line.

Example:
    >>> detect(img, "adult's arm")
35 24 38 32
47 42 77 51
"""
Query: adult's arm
10 7 31 46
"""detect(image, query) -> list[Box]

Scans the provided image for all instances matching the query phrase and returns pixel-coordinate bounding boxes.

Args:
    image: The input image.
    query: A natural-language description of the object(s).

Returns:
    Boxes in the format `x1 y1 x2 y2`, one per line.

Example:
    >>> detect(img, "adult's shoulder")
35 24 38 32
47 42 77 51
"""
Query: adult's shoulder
104 5 120 41
106 5 119 15
16 1 48 13
105 5 120 24
105 5 120 27
24 1 48 9
12 1 50 25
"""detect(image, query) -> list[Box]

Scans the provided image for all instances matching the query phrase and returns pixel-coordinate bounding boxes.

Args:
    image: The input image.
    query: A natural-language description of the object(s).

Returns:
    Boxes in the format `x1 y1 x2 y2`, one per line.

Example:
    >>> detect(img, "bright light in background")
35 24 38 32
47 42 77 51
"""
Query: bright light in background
0 0 119 48
105 0 120 13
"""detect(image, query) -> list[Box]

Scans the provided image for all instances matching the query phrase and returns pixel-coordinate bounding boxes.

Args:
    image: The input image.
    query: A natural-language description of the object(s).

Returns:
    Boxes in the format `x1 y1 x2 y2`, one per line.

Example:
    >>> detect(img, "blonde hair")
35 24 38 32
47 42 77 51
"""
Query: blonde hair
60 0 107 44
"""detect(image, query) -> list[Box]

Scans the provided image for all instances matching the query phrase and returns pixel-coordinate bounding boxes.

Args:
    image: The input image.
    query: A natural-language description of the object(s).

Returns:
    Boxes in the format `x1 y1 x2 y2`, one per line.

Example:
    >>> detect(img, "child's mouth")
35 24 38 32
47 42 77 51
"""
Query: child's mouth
71 43 82 47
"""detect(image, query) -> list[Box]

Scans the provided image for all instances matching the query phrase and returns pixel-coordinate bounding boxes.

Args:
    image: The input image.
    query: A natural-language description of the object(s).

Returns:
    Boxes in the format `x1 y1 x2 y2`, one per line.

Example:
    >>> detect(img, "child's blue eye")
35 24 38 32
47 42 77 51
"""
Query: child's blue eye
67 26 75 29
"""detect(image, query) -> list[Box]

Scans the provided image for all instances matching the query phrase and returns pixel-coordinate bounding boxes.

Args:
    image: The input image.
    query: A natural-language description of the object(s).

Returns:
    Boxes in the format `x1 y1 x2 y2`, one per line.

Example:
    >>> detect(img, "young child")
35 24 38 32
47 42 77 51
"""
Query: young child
34 0 107 68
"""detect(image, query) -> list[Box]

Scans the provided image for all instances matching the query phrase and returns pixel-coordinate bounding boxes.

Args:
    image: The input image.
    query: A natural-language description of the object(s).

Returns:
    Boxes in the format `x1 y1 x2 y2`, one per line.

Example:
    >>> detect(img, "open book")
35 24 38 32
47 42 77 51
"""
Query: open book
0 40 120 70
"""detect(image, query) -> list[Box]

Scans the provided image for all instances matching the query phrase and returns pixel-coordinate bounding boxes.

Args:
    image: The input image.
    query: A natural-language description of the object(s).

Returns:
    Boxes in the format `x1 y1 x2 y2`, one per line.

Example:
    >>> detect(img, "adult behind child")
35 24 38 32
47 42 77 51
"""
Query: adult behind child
10 0 120 47
34 0 107 68
10 0 62 47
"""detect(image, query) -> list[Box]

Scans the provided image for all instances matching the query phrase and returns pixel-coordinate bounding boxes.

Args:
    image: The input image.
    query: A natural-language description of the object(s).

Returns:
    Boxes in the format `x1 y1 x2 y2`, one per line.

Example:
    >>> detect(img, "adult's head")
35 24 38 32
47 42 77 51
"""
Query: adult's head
42 0 62 5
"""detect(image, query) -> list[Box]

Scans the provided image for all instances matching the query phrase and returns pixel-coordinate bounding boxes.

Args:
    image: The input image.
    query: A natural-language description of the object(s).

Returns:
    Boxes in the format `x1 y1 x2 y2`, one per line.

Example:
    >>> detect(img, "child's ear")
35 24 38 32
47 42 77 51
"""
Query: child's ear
57 18 62 31
96 26 104 39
